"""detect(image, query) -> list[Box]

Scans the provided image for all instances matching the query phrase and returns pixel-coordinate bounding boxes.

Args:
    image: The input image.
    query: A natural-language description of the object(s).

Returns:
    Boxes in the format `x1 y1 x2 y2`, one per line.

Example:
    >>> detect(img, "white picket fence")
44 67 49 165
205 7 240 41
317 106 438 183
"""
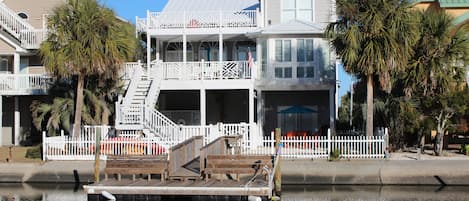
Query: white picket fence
42 125 388 161
244 129 388 159
42 123 261 161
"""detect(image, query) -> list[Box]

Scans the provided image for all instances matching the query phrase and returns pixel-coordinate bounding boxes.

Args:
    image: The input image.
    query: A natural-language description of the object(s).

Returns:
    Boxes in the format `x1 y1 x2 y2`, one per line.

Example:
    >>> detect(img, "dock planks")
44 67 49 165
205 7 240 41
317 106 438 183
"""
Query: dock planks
84 178 271 196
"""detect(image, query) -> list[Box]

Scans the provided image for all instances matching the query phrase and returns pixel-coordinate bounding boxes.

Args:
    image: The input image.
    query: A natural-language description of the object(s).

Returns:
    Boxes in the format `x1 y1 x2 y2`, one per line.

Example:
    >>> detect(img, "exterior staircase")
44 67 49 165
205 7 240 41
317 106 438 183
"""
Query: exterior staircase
0 2 45 49
116 63 177 139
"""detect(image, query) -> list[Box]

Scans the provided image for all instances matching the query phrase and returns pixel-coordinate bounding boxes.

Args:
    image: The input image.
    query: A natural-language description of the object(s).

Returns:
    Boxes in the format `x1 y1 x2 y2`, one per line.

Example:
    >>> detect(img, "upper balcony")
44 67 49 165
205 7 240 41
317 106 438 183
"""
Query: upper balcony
0 74 50 95
136 10 261 35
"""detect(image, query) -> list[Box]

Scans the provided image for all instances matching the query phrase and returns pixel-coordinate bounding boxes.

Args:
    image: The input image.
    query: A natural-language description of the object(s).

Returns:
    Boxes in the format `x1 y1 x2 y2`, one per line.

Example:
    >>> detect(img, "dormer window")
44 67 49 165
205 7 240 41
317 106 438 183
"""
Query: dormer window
281 0 313 22
18 12 28 19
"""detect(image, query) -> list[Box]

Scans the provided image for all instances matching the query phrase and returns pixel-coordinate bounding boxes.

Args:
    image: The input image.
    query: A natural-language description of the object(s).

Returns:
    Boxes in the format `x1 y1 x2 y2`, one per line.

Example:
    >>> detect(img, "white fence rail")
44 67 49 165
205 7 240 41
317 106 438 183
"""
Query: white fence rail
141 10 258 31
0 74 50 94
151 60 253 80
244 130 388 159
20 29 46 49
42 123 261 161
43 125 388 161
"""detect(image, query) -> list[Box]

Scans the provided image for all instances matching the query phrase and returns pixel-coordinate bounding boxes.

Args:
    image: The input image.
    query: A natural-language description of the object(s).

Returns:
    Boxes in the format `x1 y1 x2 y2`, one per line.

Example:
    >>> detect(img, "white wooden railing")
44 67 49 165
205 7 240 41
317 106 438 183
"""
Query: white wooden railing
20 29 46 49
0 2 35 39
243 129 388 159
42 123 261 161
0 3 46 49
139 10 258 31
142 105 177 138
0 74 50 94
122 66 142 106
153 60 253 80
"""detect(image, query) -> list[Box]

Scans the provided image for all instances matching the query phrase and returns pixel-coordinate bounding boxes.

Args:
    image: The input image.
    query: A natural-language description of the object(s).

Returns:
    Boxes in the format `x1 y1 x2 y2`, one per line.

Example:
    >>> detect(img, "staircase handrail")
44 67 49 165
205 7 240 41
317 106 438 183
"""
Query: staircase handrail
122 65 143 106
0 2 35 39
144 62 163 109
142 106 178 138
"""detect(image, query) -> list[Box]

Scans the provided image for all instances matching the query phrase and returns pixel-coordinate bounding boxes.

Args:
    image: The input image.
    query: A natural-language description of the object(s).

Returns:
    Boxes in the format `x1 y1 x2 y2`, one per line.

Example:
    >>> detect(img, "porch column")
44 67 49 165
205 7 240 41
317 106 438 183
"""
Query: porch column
256 89 263 128
218 33 223 61
14 96 20 146
183 34 187 63
329 88 336 135
13 53 20 90
200 89 206 126
155 39 160 61
146 10 151 66
256 38 262 79
13 53 20 74
0 96 2 146
249 87 254 125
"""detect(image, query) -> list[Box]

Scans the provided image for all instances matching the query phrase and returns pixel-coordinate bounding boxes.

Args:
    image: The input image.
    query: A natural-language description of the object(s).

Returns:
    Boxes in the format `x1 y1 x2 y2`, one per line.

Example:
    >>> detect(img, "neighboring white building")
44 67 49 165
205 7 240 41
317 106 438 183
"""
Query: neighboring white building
0 0 63 146
119 0 338 137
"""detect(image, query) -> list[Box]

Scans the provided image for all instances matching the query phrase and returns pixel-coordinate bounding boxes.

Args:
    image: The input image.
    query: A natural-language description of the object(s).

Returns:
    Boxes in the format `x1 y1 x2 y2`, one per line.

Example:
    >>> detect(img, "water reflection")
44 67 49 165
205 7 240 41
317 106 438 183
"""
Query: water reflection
1 184 469 201
0 183 85 201
282 185 469 201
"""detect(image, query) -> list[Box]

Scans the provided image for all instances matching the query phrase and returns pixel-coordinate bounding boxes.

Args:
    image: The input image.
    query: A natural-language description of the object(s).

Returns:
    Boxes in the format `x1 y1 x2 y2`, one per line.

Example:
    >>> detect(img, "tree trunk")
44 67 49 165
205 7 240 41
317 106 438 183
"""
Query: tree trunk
434 131 443 156
72 75 85 137
366 74 374 137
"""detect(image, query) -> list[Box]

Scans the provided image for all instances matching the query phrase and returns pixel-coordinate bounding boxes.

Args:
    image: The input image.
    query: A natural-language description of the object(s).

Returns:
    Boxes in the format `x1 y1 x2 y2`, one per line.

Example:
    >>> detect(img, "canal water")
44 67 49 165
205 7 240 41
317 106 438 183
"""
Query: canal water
1 184 469 201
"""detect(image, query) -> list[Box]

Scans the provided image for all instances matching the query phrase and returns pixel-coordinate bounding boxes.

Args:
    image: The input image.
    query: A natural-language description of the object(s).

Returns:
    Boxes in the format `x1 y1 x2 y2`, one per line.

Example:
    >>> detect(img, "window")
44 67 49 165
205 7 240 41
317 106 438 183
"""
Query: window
297 39 314 62
281 0 313 22
275 67 293 78
297 66 314 78
17 12 28 19
0 58 8 72
275 40 291 62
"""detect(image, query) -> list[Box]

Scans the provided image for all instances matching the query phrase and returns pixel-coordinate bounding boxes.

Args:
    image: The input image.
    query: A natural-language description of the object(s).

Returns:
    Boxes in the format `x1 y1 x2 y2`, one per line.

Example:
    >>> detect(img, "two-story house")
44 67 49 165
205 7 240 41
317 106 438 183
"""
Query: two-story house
122 0 338 137
0 0 62 146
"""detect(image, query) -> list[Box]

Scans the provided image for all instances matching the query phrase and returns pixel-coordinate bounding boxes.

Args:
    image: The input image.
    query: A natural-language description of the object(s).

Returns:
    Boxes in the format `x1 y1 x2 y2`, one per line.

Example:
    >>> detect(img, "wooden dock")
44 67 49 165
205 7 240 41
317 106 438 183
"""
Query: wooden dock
84 136 278 200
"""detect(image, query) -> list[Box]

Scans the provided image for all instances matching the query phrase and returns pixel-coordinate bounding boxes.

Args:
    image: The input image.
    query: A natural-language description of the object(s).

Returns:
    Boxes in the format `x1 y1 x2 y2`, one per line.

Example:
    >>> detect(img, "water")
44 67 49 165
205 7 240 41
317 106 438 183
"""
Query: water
1 184 469 201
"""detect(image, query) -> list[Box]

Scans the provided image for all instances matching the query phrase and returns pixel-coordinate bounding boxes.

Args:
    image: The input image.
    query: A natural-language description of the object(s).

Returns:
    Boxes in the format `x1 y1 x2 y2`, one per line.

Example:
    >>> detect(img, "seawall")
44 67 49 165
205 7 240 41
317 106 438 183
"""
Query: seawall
1 160 469 185
281 159 469 185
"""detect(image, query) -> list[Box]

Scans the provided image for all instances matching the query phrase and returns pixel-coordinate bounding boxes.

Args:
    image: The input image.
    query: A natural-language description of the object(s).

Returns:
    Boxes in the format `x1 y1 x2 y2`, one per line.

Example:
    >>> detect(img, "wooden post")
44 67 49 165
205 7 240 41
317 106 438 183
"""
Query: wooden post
274 128 281 196
94 128 101 183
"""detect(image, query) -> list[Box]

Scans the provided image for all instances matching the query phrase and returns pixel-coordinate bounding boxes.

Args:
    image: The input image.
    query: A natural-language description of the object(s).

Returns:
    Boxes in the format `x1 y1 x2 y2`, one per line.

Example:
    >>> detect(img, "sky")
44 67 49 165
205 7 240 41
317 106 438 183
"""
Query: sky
99 0 353 102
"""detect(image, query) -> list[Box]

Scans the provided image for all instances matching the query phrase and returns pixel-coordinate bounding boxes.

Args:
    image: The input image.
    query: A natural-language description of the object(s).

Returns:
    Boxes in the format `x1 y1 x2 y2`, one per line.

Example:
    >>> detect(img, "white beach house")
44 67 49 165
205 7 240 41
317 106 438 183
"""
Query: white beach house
116 0 338 139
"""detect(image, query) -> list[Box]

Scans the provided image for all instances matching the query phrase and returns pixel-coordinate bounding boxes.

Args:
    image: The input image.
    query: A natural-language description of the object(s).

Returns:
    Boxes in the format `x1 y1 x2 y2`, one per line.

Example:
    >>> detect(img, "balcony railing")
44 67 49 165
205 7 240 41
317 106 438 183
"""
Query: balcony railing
0 74 50 94
20 29 47 49
137 10 259 31
151 61 254 81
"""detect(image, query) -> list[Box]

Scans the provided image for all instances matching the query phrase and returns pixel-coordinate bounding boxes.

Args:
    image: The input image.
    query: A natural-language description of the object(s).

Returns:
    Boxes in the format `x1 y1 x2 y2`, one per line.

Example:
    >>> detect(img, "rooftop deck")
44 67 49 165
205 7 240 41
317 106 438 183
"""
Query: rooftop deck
137 10 261 34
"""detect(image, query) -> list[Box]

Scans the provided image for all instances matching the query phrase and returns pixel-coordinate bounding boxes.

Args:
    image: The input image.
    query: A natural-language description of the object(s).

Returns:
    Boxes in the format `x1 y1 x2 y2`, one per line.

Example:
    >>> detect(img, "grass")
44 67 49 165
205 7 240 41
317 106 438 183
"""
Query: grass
0 146 42 163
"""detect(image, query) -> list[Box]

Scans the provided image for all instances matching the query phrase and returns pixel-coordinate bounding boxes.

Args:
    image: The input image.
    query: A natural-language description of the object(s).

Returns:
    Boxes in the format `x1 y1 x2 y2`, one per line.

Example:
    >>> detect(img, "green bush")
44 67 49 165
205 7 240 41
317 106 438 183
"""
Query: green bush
329 149 341 161
25 145 42 159
460 144 469 155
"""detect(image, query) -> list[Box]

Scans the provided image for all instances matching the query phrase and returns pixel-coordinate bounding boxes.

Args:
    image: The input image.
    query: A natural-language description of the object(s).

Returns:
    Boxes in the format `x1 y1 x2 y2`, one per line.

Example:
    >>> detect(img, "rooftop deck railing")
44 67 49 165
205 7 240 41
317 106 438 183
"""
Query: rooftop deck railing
137 10 259 31
0 74 50 94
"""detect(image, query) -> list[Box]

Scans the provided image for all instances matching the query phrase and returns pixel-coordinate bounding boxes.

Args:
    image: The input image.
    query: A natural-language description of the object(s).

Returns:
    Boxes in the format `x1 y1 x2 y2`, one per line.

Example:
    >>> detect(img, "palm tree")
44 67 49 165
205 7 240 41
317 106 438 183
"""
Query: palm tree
31 80 115 136
402 9 469 155
40 0 135 137
326 0 419 136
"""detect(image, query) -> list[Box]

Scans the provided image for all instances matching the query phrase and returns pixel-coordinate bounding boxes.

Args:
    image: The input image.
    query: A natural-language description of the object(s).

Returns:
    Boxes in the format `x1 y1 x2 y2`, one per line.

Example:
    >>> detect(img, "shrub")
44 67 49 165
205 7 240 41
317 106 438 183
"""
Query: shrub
25 145 42 159
329 149 341 161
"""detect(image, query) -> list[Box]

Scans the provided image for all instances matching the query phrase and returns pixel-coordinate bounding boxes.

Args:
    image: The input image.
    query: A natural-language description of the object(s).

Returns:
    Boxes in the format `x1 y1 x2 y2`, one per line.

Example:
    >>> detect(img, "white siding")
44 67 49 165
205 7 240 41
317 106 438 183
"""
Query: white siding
315 0 333 23
266 0 281 25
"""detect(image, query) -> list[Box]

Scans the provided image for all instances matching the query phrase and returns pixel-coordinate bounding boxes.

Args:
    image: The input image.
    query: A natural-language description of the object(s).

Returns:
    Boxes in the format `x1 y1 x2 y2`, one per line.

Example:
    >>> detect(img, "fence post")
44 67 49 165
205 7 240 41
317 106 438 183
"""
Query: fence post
42 131 46 161
327 129 331 160
94 128 101 183
384 127 389 159
274 128 281 196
